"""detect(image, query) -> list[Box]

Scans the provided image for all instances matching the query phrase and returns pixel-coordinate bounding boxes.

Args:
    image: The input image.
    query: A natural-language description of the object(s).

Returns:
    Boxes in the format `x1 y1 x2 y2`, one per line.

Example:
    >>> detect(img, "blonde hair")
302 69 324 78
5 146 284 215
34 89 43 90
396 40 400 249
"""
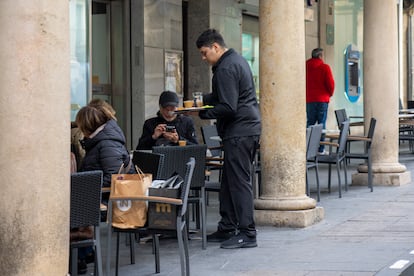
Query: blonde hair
75 106 108 137
88 98 117 121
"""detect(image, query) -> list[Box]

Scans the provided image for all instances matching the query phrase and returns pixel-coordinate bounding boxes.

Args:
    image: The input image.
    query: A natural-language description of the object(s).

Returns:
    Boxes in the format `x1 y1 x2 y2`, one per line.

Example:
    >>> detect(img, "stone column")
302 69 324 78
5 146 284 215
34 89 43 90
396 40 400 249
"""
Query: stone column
353 0 411 186
0 1 70 275
255 0 324 227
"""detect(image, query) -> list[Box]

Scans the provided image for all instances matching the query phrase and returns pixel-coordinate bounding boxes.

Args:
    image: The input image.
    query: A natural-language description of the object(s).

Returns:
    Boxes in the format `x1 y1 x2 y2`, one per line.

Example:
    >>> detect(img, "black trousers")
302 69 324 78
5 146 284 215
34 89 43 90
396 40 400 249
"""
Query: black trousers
217 135 260 237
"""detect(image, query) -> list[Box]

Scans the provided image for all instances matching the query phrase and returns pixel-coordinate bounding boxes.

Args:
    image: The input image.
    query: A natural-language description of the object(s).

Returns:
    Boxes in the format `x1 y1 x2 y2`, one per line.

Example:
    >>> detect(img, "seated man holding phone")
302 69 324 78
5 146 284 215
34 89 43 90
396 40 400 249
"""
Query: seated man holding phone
136 91 198 150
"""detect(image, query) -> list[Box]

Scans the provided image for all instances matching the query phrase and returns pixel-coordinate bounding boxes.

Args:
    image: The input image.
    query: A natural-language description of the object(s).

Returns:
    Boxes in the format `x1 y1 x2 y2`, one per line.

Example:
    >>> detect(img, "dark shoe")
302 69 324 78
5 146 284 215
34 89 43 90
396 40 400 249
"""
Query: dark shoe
207 230 235 242
78 259 87 275
220 233 257 249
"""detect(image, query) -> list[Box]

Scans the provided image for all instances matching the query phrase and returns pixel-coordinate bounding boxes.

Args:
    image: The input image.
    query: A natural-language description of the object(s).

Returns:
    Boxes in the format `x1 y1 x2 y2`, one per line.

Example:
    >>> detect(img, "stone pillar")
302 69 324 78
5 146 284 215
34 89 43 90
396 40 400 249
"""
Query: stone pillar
255 0 324 227
0 1 70 275
352 0 411 186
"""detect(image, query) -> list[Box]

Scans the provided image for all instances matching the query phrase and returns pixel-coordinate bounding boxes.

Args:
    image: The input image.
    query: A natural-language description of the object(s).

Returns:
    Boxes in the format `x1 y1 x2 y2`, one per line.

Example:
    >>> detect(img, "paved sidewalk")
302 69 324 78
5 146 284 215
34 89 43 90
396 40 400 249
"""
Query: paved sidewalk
93 145 414 276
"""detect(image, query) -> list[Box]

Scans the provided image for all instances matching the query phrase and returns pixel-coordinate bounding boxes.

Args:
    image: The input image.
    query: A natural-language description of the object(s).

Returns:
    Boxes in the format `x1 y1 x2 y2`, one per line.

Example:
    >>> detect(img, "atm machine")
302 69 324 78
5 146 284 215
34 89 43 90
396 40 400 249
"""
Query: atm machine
344 44 361 103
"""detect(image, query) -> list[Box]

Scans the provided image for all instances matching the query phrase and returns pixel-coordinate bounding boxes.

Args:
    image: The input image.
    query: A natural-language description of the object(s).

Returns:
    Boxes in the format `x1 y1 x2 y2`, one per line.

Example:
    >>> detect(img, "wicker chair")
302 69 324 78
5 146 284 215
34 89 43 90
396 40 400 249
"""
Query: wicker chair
153 144 208 249
70 170 103 276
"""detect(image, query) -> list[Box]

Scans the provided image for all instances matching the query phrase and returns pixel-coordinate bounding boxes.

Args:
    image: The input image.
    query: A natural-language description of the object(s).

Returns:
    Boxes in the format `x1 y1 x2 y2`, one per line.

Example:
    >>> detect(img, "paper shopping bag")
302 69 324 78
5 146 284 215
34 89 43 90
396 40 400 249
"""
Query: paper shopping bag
110 169 152 229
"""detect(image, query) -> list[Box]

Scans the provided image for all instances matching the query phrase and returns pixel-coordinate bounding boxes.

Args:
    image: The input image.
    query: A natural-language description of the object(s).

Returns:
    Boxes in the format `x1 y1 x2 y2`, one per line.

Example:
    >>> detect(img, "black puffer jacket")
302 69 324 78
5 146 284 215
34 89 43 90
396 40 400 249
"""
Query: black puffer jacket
80 119 132 187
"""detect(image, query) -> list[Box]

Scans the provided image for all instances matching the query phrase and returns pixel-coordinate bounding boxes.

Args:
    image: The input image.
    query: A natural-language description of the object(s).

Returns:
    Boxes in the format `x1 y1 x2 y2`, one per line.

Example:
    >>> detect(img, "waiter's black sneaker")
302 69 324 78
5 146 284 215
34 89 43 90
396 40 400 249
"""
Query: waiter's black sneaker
207 230 235 242
220 233 257 249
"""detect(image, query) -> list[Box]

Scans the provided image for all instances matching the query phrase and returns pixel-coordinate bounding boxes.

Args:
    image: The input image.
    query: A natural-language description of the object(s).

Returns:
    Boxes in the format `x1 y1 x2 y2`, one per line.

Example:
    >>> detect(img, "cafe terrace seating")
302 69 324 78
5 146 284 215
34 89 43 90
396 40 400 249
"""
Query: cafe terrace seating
106 158 195 276
153 144 208 250
201 124 224 179
200 125 222 203
345 117 376 192
306 124 323 202
334 109 364 159
326 117 376 192
70 170 103 276
318 121 350 198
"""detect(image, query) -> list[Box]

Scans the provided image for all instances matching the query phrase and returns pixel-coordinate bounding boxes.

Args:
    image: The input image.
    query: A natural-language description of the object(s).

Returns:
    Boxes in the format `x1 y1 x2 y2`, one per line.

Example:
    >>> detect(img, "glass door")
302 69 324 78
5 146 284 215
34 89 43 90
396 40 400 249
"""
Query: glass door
70 0 91 121
91 0 129 145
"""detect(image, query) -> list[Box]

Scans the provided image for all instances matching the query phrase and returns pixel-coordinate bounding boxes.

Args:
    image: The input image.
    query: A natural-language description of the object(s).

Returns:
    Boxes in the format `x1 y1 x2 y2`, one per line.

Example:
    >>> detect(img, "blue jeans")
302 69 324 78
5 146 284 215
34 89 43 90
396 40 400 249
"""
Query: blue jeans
306 102 328 152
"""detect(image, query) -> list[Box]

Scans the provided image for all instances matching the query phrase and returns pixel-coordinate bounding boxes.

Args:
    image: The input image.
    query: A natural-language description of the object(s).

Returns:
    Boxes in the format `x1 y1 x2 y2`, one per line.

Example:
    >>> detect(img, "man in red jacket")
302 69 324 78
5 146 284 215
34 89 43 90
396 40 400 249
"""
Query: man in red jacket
306 48 335 154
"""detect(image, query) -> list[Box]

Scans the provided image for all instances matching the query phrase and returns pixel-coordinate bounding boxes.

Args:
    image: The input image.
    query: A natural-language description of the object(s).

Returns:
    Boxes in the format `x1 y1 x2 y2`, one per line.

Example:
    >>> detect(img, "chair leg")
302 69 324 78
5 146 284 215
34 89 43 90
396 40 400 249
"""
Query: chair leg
177 221 187 276
315 166 320 202
154 234 160 273
183 223 190 276
71 247 78 276
95 228 103 276
305 169 310 197
116 232 120 276
328 164 332 193
343 160 348 192
200 187 207 250
336 161 342 198
129 233 135 264
195 192 201 229
106 226 112 276
368 156 373 192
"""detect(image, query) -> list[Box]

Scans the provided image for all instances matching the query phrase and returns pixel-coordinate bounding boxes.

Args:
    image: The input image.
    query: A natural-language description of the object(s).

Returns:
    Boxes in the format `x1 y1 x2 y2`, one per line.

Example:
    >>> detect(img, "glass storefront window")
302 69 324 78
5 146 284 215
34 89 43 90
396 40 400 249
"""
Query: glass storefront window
242 33 260 100
70 0 91 121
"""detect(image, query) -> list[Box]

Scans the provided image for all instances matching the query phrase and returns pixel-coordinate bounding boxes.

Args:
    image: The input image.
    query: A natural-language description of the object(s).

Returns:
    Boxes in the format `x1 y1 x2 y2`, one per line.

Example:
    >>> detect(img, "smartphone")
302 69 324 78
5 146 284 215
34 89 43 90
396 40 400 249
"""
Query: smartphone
165 125 176 132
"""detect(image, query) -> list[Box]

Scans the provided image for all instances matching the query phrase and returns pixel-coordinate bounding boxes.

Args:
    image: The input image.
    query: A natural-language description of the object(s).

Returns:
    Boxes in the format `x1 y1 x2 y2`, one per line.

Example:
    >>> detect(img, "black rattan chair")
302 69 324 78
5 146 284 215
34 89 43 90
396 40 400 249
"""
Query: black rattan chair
153 144 208 249
70 170 103 276
132 151 165 179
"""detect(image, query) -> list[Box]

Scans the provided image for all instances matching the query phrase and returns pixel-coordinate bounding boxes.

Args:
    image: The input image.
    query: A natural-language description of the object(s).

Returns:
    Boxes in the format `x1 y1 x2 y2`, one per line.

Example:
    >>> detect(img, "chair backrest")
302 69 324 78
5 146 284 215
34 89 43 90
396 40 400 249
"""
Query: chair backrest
335 109 348 129
366 117 376 139
153 144 207 189
132 151 165 179
365 117 377 151
337 120 350 155
70 170 103 229
307 124 323 160
179 158 196 217
306 127 311 146
201 124 222 157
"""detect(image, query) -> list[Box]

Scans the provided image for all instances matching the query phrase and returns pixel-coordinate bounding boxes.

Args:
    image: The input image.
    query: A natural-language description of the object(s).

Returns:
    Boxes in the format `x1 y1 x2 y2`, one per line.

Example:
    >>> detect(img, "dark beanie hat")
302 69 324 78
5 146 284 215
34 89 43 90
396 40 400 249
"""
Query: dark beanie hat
159 91 179 107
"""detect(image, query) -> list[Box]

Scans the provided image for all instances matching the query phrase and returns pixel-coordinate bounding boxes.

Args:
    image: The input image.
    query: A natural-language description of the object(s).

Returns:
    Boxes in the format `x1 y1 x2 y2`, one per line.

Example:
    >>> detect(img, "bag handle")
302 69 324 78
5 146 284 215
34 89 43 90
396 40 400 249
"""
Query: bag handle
135 165 145 181
116 163 146 181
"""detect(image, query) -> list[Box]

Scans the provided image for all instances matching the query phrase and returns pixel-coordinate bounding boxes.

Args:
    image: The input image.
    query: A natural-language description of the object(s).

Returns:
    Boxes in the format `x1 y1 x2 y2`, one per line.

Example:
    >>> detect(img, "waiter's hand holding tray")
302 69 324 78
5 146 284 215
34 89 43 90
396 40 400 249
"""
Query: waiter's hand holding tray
174 105 214 114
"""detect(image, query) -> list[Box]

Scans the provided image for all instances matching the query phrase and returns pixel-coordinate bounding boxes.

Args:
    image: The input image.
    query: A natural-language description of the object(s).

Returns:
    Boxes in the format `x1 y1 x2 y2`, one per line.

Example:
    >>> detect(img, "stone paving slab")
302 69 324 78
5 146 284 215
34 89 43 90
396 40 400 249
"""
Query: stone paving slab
82 145 414 276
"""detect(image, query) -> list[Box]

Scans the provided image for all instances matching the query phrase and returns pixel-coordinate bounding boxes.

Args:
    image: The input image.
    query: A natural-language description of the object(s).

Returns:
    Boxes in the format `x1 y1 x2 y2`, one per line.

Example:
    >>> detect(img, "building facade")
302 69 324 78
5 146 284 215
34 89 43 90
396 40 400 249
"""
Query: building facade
1 0 413 274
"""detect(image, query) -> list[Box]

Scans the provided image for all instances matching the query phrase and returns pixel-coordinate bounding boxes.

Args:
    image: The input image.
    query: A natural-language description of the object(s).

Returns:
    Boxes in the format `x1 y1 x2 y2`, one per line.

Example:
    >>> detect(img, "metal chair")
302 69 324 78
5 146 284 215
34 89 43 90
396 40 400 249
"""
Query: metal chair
345 117 376 192
201 124 224 180
70 170 103 276
318 121 350 198
106 158 195 276
153 144 208 249
306 124 323 201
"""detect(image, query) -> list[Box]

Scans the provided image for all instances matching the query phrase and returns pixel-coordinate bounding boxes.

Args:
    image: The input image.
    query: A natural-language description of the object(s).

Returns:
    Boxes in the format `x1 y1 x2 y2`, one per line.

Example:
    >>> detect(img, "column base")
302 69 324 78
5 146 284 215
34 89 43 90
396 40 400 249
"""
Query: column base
254 207 324 227
352 171 411 186
352 162 411 186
